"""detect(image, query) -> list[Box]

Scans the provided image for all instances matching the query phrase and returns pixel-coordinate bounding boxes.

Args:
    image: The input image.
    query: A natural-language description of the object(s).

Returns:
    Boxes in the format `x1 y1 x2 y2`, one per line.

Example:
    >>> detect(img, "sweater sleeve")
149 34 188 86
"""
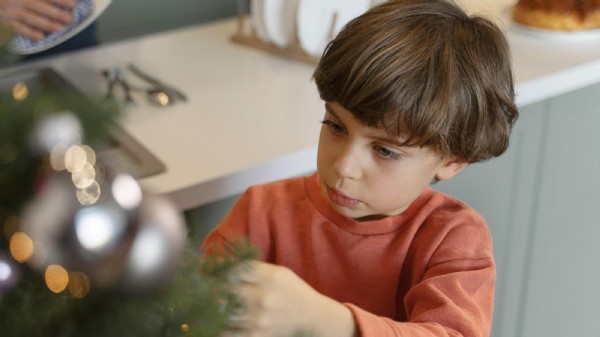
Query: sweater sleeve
346 257 495 337
346 217 496 337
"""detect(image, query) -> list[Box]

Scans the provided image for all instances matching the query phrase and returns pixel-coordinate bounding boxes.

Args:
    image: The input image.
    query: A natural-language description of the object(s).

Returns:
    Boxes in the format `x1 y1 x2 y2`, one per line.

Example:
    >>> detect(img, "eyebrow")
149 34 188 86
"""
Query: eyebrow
324 102 405 147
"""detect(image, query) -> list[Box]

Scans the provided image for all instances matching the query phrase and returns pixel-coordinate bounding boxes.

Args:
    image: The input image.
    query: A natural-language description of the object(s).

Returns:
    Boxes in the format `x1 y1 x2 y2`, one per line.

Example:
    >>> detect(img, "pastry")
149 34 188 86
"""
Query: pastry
512 0 600 30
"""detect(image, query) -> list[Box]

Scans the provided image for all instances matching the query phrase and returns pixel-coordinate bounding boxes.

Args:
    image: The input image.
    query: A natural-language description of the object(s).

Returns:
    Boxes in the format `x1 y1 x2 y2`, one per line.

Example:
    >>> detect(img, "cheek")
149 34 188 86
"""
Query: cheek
371 167 430 200
316 133 331 172
317 131 336 161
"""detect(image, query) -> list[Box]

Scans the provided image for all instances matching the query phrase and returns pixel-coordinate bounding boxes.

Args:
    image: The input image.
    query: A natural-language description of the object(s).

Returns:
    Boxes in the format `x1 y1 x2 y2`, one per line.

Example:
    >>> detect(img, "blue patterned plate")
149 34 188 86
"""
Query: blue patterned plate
8 0 111 55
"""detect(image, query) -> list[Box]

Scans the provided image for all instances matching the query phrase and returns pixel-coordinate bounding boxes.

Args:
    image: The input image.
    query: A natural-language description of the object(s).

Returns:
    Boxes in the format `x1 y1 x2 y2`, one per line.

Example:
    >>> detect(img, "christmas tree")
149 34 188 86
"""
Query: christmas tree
0 33 253 336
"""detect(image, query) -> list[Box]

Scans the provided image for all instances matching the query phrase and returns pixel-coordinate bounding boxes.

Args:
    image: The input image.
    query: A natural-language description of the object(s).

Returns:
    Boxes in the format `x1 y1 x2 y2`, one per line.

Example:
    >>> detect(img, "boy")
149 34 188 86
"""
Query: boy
202 1 518 336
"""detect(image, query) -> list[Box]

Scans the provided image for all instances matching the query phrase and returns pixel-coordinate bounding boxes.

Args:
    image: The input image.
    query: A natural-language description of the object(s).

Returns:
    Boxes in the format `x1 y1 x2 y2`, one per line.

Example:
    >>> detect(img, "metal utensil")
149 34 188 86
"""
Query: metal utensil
101 68 118 99
115 68 135 105
101 68 136 105
126 63 187 102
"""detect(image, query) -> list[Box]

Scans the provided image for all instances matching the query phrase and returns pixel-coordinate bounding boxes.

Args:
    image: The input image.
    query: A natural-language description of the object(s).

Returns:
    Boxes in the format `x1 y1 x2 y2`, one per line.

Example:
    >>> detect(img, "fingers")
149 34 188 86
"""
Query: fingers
50 0 77 8
7 19 45 40
225 309 272 337
25 0 74 25
227 261 273 334
16 9 67 36
2 0 77 40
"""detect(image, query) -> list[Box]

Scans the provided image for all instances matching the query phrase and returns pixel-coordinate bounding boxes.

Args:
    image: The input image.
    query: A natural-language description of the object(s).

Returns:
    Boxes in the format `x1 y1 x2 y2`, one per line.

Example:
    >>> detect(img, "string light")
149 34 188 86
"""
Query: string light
9 232 34 263
76 181 102 205
71 162 96 189
49 144 68 171
81 145 96 166
155 91 170 106
12 82 28 101
65 145 88 173
67 271 91 298
0 259 12 282
45 264 69 293
112 174 142 210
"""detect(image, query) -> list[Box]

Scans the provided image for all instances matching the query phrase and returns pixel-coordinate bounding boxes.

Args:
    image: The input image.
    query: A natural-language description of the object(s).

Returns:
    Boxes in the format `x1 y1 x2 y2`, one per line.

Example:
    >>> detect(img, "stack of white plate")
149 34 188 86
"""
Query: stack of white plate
251 0 374 58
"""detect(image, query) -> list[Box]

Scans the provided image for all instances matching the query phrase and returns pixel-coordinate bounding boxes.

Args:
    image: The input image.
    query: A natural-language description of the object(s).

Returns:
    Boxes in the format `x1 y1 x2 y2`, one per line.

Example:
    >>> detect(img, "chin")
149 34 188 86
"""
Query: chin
328 202 372 219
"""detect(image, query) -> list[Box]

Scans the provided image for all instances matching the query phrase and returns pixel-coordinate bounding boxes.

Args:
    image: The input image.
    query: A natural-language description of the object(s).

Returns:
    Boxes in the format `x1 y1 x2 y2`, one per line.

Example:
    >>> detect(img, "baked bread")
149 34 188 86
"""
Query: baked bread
512 0 600 30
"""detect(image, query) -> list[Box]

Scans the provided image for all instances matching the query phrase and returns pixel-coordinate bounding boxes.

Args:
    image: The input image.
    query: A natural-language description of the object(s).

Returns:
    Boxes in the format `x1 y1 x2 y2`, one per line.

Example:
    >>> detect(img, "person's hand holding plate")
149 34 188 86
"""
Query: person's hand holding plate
0 0 77 41
6 0 111 55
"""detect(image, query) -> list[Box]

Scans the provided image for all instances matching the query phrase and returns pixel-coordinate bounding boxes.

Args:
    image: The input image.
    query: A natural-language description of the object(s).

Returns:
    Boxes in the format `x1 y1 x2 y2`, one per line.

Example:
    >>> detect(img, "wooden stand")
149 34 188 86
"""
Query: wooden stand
230 13 325 65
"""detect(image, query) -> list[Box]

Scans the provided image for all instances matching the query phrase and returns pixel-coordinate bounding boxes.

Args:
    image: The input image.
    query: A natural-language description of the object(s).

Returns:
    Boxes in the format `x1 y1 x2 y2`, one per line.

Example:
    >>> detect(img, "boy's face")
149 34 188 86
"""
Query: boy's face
316 102 465 220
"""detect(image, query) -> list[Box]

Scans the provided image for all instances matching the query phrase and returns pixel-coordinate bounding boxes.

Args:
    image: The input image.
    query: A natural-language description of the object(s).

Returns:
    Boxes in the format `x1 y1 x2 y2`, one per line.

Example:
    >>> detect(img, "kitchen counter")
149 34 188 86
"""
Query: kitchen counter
11 0 600 210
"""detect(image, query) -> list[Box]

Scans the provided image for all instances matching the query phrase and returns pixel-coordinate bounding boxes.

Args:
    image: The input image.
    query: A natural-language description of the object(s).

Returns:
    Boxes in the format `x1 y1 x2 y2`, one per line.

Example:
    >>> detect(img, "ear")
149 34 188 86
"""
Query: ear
435 158 468 181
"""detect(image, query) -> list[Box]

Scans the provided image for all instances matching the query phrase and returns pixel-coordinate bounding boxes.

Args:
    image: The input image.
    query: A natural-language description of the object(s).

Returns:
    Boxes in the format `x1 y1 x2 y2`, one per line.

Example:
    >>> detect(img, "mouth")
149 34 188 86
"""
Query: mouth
326 186 360 208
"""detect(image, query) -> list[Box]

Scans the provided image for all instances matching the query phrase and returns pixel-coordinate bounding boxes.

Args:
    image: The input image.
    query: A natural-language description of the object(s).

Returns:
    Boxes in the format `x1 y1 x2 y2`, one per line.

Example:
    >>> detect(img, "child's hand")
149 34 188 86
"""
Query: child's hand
0 0 76 40
229 261 357 337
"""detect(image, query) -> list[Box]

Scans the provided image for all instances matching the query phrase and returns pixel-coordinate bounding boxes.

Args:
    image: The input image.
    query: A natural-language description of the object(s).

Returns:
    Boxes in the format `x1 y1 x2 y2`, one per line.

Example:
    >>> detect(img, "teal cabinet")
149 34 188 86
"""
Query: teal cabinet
518 82 600 337
97 0 236 43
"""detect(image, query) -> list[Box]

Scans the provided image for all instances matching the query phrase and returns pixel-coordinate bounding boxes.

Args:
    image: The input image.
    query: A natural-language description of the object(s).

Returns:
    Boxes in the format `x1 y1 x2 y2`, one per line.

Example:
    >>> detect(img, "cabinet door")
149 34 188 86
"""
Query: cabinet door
518 83 600 337
98 0 236 43
433 101 546 337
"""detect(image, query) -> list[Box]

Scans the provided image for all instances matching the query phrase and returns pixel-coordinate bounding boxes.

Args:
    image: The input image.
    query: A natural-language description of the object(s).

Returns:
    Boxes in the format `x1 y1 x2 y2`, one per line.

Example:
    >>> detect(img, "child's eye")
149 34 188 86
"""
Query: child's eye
375 145 401 160
321 119 345 134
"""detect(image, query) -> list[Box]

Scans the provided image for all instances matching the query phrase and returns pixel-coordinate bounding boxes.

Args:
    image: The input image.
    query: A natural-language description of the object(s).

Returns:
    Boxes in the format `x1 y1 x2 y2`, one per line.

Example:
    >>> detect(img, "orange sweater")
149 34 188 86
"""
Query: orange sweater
202 173 495 337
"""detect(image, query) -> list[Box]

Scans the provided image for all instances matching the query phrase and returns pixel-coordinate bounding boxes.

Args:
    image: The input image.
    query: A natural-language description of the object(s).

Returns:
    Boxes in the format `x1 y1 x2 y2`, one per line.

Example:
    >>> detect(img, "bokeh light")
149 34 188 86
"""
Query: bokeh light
35 113 82 153
49 144 68 171
74 206 123 253
67 271 91 298
45 264 69 293
65 145 88 173
128 227 166 277
112 174 142 210
76 181 101 205
0 260 12 282
9 232 34 263
12 82 29 101
76 181 102 206
71 162 96 189
81 145 96 166
0 254 19 290
155 92 170 106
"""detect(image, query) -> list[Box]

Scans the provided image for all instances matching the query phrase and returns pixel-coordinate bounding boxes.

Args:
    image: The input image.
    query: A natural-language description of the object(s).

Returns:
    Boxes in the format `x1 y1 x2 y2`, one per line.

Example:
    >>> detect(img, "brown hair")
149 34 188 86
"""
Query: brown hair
313 0 518 163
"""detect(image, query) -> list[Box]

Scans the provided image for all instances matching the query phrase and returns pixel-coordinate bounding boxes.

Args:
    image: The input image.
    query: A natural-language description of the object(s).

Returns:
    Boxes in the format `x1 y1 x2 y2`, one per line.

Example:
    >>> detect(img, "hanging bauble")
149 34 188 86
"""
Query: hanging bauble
20 169 139 289
20 171 82 270
118 194 186 293
20 151 187 294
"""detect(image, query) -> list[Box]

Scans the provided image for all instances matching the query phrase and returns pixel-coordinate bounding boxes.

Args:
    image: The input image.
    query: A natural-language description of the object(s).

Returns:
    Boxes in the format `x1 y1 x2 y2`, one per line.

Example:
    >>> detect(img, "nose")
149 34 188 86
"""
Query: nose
333 144 362 180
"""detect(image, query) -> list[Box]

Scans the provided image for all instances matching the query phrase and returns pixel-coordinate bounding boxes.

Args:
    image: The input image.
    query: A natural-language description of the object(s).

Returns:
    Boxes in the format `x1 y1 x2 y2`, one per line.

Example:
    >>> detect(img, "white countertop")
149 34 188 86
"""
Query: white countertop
15 0 600 210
